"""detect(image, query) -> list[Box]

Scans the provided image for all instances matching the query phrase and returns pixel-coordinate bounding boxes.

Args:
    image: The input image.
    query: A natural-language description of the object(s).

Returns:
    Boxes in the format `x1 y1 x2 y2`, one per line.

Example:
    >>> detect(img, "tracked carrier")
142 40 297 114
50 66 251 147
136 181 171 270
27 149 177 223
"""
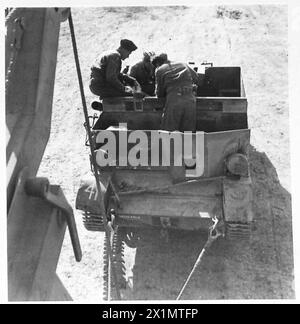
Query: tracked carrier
76 66 253 243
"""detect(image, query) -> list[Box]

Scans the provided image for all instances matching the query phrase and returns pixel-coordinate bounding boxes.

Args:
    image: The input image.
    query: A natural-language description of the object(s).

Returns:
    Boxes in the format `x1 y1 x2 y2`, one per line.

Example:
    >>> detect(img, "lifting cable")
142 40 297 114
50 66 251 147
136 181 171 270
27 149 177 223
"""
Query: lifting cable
68 10 121 301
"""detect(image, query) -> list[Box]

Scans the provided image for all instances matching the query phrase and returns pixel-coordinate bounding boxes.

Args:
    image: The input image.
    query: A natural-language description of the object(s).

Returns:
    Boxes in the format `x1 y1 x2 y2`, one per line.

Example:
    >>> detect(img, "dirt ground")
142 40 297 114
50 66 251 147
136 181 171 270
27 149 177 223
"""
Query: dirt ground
38 5 294 301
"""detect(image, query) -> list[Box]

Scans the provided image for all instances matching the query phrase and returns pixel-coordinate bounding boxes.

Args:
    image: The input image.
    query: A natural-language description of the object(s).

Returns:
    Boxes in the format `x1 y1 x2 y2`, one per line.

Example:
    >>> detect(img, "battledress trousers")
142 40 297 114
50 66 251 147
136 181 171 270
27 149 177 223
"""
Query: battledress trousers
161 88 197 132
155 62 198 132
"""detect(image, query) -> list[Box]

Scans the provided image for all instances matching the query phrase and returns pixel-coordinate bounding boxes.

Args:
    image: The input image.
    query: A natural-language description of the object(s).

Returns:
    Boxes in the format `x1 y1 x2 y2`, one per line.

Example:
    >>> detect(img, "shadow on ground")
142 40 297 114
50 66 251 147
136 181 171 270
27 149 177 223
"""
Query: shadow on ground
116 145 294 301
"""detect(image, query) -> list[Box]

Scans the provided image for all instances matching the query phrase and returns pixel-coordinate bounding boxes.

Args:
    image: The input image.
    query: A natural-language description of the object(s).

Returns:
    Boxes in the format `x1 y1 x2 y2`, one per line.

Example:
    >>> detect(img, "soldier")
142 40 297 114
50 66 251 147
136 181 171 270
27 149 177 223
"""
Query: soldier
152 53 200 132
89 39 139 99
129 51 156 96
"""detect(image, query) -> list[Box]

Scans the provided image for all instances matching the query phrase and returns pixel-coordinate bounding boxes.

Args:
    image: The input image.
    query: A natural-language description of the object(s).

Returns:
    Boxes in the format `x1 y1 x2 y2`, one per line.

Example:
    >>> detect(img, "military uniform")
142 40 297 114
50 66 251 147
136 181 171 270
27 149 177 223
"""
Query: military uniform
155 62 199 132
89 39 137 99
90 50 136 98
129 61 155 96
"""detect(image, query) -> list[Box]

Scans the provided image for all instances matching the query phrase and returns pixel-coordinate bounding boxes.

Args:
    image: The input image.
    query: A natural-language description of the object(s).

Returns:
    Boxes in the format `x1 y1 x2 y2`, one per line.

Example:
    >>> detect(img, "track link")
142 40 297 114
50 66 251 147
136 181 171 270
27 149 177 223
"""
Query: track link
103 227 127 301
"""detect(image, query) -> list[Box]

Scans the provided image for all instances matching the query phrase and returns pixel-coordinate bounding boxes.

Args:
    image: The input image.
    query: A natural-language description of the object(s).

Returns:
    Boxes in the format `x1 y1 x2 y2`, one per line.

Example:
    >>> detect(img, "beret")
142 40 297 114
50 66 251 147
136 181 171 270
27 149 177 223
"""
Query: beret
120 39 137 52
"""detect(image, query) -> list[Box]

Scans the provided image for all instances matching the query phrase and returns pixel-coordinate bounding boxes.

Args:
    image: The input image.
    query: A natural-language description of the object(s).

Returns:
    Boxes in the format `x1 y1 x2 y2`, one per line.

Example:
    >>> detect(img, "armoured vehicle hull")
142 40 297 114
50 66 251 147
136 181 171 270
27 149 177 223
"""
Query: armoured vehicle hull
76 66 253 240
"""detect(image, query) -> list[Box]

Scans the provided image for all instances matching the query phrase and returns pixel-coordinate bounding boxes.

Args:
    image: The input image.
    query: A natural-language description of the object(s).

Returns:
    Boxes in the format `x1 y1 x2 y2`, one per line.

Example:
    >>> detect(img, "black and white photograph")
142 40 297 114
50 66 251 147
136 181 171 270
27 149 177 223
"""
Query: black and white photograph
3 0 300 304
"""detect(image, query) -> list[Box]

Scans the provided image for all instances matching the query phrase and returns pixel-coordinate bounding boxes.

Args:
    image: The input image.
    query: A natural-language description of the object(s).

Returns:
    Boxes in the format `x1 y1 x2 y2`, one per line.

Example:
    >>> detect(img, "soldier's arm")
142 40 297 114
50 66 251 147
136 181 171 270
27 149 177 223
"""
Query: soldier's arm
125 64 140 87
122 74 137 87
155 68 166 98
129 64 138 79
187 65 201 85
106 54 125 92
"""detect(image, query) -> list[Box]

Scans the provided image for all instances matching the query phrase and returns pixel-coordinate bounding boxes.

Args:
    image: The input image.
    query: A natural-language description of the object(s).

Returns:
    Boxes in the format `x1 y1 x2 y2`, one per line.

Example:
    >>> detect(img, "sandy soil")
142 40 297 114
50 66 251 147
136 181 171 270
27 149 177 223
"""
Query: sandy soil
38 5 294 301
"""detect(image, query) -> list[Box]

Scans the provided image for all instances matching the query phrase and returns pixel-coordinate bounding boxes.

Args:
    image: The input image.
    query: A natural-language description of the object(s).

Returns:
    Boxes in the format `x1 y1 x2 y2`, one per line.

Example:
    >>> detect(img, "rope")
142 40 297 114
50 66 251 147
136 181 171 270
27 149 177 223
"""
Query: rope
176 239 211 300
176 217 223 300
68 10 121 301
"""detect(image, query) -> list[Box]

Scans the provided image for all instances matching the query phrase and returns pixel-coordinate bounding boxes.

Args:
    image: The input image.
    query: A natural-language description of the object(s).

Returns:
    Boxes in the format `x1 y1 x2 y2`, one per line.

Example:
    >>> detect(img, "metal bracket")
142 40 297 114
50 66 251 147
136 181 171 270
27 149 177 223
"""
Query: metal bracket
54 8 70 22
132 92 145 111
6 16 25 88
209 216 225 241
24 177 82 262
201 61 213 67
12 17 25 50
133 98 144 111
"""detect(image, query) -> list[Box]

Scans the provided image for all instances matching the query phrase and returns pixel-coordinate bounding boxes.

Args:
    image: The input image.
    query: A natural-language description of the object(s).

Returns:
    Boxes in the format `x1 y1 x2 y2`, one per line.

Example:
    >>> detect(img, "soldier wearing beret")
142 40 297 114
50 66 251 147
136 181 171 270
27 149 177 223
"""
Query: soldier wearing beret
89 39 138 98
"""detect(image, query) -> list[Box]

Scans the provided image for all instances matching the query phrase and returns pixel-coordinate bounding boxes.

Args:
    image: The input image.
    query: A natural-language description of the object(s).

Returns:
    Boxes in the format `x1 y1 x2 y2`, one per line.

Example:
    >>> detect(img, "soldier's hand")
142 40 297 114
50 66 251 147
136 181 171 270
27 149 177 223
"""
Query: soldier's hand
122 65 130 74
133 80 142 93
124 86 133 94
